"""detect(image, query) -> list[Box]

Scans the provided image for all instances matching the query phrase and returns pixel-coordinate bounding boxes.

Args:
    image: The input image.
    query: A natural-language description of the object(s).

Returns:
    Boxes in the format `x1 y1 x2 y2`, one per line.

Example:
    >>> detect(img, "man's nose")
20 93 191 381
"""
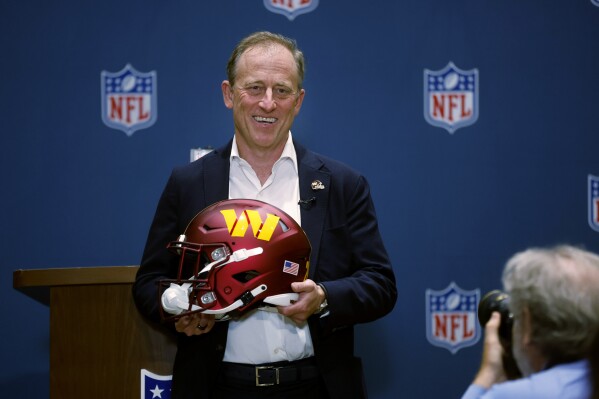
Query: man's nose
259 88 277 111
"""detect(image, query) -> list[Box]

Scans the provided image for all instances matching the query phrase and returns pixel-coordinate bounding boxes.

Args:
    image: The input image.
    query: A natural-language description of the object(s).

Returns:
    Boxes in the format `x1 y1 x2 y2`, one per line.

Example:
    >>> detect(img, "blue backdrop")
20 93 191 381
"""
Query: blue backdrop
2 0 598 397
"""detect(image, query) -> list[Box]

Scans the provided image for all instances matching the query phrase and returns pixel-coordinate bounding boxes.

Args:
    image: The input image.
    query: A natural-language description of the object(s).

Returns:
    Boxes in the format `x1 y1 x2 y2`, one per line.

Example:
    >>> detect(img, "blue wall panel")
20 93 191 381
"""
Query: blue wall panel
2 1 598 397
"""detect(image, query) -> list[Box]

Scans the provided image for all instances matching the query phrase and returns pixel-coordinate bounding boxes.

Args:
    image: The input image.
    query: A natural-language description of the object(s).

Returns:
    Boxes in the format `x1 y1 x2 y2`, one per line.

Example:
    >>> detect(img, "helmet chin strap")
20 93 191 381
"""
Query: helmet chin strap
196 284 267 315
161 246 264 316
263 292 299 306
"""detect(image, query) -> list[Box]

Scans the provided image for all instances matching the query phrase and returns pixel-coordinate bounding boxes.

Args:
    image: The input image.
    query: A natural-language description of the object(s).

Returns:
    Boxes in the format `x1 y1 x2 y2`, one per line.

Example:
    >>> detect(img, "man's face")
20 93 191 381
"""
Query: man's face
222 44 305 155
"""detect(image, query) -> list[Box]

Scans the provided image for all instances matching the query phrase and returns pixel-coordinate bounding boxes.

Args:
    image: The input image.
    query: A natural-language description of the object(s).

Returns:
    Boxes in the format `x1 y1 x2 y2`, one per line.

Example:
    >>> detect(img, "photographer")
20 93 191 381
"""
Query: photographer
462 245 599 399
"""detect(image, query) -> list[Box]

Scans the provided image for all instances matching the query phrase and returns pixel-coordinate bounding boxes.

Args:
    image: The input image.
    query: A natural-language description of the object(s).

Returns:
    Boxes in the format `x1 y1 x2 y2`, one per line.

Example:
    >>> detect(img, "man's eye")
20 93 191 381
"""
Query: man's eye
247 86 263 95
275 88 292 95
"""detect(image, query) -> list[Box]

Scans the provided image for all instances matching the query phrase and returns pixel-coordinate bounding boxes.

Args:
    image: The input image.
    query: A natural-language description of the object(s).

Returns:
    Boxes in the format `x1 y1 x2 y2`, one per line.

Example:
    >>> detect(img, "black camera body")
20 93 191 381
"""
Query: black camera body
478 290 521 379
478 290 514 344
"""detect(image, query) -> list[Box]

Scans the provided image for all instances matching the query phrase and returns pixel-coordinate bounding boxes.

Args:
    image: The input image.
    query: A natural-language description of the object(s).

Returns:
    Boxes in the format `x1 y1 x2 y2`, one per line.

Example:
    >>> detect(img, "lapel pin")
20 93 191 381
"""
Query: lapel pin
311 180 325 190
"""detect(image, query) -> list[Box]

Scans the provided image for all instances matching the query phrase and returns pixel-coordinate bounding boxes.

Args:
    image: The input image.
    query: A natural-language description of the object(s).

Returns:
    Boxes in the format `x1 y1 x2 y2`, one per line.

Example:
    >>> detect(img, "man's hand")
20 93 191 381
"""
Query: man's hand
276 279 326 325
175 313 215 336
473 311 508 388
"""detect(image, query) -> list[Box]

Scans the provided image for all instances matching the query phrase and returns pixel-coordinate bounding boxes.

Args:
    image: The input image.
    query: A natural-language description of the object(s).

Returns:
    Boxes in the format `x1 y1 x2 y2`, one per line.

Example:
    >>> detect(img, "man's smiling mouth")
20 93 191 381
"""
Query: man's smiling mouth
254 116 277 124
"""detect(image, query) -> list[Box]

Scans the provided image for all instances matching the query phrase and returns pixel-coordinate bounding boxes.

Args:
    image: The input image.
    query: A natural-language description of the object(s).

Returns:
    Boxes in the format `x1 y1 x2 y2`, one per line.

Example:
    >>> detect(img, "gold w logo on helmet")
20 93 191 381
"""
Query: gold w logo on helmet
220 209 281 241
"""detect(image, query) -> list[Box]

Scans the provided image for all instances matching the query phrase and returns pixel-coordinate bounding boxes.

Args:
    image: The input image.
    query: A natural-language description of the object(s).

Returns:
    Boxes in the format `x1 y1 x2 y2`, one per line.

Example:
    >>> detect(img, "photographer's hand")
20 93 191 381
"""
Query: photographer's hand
473 312 507 388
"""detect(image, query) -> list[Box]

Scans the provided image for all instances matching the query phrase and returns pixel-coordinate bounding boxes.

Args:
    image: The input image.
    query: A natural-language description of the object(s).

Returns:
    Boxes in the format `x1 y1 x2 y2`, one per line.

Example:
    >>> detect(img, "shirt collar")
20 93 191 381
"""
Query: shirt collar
230 132 298 173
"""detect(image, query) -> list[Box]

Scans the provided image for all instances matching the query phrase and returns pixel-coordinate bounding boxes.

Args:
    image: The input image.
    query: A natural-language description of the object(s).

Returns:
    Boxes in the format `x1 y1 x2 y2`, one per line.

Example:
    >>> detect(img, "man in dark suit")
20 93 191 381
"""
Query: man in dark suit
133 31 397 399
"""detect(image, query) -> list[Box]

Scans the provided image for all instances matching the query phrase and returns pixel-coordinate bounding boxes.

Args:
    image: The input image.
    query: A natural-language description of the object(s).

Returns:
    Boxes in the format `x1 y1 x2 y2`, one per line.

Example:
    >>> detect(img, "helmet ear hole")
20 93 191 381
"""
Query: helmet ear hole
232 270 260 283
202 223 218 231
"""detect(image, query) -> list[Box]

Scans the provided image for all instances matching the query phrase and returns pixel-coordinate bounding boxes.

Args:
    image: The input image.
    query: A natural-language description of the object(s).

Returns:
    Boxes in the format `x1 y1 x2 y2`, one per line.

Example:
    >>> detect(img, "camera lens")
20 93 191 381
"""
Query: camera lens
478 290 514 343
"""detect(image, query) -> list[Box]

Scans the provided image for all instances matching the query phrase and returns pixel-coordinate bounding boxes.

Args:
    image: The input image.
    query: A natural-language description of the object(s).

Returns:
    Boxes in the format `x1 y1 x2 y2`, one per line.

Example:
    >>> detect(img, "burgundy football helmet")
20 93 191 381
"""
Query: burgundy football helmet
159 199 311 321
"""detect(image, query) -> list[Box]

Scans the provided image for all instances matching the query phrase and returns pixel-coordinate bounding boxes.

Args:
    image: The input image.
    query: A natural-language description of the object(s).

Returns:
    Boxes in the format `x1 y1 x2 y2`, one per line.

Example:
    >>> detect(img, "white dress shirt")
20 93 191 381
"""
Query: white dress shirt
223 133 315 364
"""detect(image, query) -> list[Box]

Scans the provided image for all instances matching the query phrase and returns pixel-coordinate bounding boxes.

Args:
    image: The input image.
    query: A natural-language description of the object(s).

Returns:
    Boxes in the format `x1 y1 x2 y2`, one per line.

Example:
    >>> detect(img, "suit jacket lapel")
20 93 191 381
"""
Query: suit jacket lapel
202 141 232 206
295 141 330 280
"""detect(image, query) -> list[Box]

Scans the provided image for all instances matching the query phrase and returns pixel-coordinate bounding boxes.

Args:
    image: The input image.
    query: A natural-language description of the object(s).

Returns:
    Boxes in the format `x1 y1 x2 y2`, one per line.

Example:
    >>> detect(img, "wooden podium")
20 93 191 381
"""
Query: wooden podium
13 266 177 398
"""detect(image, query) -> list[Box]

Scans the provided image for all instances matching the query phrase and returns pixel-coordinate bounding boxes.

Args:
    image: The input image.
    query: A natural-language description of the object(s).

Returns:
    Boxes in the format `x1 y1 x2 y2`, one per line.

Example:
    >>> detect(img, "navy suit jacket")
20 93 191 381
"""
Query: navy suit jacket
133 138 397 399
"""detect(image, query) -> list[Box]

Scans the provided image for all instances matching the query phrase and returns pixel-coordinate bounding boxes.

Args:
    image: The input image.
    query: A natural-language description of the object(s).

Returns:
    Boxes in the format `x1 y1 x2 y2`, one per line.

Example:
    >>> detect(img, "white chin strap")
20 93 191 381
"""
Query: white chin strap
262 292 299 306
161 247 264 316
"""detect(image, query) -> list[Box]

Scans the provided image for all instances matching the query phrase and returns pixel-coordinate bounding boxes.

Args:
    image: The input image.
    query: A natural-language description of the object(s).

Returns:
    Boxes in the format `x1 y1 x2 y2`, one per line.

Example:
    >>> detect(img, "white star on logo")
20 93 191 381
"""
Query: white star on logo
150 384 164 398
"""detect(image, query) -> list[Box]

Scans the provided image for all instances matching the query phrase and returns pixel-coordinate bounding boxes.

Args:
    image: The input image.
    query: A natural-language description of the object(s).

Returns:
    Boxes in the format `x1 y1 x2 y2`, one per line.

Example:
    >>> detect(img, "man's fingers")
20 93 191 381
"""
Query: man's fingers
175 313 215 336
486 311 502 330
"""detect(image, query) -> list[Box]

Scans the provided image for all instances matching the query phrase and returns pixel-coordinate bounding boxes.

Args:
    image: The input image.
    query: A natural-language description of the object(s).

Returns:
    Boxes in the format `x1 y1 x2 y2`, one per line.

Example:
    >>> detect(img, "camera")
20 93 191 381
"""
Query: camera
478 290 514 344
478 290 521 379
477 290 522 379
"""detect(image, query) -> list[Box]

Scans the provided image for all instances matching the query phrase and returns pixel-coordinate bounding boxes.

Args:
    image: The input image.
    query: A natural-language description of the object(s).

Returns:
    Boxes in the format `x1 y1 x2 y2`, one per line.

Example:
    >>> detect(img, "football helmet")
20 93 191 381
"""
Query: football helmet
160 199 311 321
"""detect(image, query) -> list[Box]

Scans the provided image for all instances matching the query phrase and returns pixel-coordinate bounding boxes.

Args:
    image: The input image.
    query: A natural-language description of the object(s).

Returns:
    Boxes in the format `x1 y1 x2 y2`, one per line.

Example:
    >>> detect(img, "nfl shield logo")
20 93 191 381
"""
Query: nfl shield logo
424 62 479 134
101 64 157 136
141 369 172 399
589 174 599 232
426 282 480 354
263 0 319 21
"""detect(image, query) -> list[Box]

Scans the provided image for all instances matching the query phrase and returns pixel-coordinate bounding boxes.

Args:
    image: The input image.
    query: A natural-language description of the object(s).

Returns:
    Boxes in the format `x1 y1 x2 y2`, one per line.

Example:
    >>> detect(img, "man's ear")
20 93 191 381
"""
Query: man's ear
521 306 532 346
222 80 234 109
293 88 305 116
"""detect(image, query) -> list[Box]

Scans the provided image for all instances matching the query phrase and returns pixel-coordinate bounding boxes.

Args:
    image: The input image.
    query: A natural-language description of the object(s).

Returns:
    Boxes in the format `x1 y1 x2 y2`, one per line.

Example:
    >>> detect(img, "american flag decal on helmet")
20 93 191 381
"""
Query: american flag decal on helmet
283 260 300 276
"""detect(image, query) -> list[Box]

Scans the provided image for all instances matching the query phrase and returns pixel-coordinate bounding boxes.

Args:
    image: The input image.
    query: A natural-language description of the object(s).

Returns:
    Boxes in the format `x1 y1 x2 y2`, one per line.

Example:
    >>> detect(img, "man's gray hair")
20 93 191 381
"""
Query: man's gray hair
502 244 599 363
226 31 305 90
